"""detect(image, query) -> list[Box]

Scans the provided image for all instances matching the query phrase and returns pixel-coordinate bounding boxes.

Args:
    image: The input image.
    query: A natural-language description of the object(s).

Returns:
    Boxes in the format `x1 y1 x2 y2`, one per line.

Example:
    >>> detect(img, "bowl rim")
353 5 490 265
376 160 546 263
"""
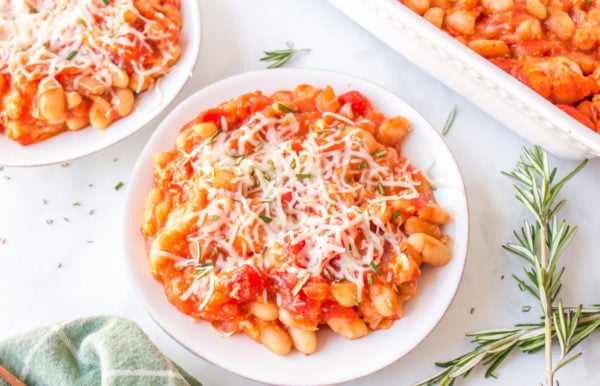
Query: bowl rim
122 67 470 385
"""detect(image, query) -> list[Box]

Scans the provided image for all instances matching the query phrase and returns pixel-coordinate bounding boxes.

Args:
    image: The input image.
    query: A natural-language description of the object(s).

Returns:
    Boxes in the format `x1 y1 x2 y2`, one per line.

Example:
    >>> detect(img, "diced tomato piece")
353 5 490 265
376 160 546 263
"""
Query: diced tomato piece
196 108 225 124
338 90 373 116
281 191 294 203
286 239 306 256
227 265 266 304
321 300 358 321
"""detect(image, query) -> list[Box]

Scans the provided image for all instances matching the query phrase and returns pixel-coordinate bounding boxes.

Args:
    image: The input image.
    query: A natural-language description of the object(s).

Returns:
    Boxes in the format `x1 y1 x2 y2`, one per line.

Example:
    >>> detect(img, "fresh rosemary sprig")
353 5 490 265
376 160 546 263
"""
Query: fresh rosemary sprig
259 41 310 69
417 305 600 385
503 145 586 385
417 146 594 385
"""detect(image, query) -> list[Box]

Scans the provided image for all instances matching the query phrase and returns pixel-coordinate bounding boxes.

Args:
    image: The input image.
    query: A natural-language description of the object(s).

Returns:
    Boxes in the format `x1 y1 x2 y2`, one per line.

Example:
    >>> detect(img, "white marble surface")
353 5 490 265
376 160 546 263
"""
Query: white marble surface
1 0 599 385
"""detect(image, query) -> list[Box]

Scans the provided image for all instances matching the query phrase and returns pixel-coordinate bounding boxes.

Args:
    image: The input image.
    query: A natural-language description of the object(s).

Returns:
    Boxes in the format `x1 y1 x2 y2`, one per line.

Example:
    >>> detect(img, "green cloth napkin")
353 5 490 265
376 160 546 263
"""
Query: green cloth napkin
0 315 201 386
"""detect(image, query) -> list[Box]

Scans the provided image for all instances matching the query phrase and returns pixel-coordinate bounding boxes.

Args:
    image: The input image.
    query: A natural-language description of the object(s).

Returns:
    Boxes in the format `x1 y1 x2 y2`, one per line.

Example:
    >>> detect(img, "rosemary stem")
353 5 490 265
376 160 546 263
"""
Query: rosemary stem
539 226 553 386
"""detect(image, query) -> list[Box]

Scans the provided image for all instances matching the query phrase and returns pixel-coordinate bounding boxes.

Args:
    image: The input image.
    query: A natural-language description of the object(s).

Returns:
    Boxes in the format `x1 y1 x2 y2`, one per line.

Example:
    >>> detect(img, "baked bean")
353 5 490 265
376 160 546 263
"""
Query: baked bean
77 76 106 96
331 281 359 307
515 18 543 40
288 327 317 355
468 39 510 57
38 80 66 121
423 7 445 28
481 0 514 12
113 87 135 117
110 66 130 88
66 116 88 131
403 216 442 238
250 301 279 321
129 72 153 93
418 203 451 224
376 115 411 146
545 8 575 41
525 0 548 20
407 232 452 266
260 324 292 356
444 10 476 35
327 317 369 340
402 0 431 15
89 98 112 130
66 92 83 109
368 283 399 317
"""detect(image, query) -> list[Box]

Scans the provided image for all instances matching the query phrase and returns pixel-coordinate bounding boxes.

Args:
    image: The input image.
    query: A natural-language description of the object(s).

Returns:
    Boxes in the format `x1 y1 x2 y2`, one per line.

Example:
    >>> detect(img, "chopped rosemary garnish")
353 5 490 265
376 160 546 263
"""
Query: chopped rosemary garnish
260 41 310 69
335 277 346 283
369 261 381 276
256 141 265 151
276 102 298 114
292 273 311 296
207 215 218 221
114 181 124 191
391 211 401 220
263 172 272 182
348 244 353 251
195 241 202 264
290 158 297 168
250 165 256 176
29 8 38 14
358 162 367 169
442 105 457 136
268 159 276 170
296 173 312 179
374 149 388 158
351 295 360 307
102 0 109 4
259 214 273 224
194 262 213 280
376 182 385 195
367 274 374 285
65 50 78 60
209 129 223 144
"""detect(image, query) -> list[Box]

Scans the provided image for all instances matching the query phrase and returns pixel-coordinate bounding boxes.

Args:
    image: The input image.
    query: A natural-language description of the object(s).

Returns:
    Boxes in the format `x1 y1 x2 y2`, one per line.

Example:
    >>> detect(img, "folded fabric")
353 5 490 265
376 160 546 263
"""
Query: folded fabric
0 315 202 386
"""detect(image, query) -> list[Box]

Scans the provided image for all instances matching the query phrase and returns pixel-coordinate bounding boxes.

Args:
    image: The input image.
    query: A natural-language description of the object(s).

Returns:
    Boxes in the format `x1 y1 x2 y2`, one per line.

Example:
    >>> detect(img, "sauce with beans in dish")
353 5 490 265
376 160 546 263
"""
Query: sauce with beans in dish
141 84 453 355
0 0 182 145
401 0 600 132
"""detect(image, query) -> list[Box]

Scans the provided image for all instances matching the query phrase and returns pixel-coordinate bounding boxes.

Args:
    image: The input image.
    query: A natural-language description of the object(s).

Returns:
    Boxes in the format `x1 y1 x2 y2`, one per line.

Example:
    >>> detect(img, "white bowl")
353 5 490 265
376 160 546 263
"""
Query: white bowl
123 68 469 386
0 0 201 167
328 0 600 160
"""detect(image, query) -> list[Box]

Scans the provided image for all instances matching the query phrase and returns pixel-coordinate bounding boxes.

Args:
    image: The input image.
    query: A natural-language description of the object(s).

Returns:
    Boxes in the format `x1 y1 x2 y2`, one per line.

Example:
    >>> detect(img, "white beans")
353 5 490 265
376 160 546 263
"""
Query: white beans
407 233 452 266
288 327 317 355
326 317 368 340
260 324 292 356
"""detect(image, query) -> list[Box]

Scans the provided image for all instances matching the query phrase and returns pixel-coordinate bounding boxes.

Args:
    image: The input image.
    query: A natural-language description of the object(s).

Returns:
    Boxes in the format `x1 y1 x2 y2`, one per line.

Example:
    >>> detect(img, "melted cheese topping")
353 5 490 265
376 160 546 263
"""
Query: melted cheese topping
152 106 428 304
143 87 453 354
0 0 177 87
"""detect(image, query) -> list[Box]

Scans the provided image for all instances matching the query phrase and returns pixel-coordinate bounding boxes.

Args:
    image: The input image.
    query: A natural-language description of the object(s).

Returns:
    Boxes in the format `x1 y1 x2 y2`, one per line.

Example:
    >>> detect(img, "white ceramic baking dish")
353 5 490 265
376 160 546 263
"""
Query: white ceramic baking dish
328 0 600 160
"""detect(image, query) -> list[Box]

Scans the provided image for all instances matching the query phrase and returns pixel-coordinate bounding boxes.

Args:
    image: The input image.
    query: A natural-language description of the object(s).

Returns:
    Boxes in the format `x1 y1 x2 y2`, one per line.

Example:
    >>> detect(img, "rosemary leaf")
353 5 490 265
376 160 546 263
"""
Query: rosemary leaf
260 41 310 69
